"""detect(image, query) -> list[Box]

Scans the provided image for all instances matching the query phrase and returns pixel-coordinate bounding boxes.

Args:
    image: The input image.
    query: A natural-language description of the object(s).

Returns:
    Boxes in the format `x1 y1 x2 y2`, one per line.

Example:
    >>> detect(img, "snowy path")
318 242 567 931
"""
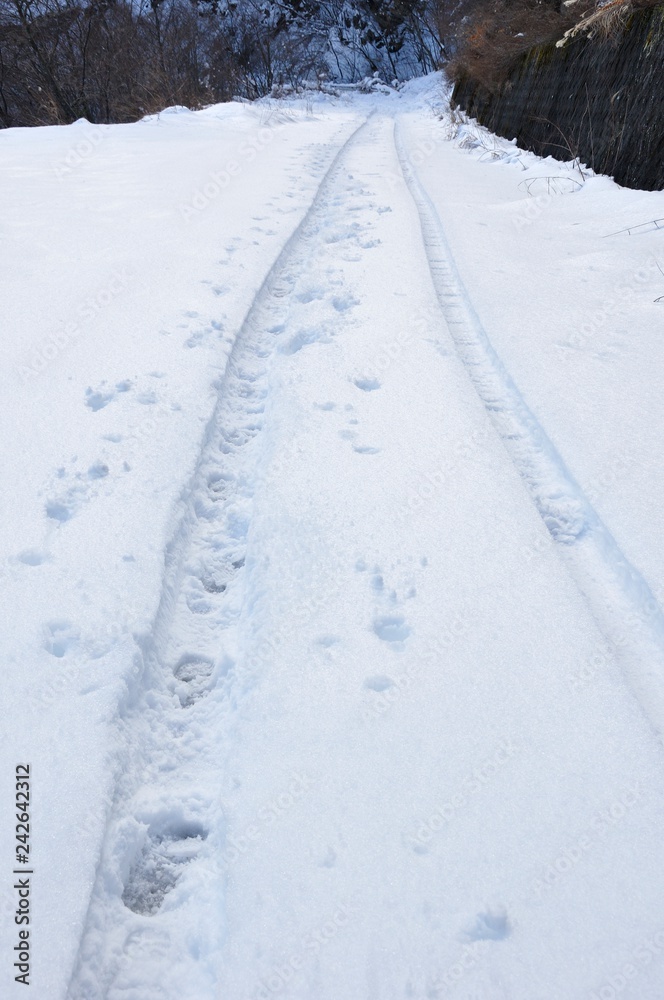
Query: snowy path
64 107 664 1000
67 115 375 998
3 79 664 1000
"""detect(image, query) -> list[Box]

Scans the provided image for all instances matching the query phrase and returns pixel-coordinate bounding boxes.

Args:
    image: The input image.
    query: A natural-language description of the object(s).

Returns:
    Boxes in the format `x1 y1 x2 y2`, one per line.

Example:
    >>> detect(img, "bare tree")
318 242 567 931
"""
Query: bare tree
0 0 447 127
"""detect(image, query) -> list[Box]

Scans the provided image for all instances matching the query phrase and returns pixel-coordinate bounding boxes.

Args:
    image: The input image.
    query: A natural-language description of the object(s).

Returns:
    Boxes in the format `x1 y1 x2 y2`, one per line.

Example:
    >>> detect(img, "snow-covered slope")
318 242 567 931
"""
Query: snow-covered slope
2 76 664 1000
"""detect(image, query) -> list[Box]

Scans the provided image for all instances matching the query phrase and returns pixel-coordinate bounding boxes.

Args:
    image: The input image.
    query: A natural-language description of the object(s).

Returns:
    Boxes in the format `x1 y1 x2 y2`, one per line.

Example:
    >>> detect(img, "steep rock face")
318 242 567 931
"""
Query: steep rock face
452 5 664 191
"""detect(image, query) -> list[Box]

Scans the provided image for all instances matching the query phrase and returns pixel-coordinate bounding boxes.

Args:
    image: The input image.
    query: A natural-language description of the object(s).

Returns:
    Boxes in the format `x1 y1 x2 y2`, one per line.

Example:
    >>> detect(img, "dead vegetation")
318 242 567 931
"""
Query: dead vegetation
557 0 660 46
445 0 577 91
446 0 661 91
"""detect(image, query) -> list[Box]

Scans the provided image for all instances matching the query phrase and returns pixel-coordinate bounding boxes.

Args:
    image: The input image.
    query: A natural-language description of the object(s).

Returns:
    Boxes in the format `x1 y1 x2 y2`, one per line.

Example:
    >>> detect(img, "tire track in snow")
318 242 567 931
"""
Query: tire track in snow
67 114 372 1000
395 117 664 741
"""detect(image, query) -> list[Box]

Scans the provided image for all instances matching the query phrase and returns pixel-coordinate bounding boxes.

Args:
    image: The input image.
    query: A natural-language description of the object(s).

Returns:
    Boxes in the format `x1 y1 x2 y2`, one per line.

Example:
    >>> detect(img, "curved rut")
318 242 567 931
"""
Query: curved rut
395 116 664 742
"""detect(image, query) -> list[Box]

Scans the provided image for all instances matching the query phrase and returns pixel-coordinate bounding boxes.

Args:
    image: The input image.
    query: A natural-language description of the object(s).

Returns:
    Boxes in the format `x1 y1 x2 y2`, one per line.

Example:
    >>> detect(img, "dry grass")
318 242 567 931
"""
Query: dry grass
447 0 576 91
448 0 661 90
557 0 659 46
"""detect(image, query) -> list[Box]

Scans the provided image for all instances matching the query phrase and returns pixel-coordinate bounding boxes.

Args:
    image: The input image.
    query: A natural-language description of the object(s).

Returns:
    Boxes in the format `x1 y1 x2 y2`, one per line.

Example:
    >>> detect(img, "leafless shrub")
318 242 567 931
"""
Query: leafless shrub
519 175 584 195
604 218 664 236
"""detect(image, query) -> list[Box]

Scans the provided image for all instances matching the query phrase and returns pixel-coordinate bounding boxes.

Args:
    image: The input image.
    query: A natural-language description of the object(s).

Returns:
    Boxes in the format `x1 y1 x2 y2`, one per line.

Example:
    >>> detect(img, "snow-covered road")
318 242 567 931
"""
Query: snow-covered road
3 77 664 1000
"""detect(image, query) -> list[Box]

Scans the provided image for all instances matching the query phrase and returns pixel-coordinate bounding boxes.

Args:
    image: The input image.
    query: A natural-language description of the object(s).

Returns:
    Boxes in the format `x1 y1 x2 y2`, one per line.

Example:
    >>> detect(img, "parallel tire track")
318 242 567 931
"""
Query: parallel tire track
67 115 372 1000
395 117 664 742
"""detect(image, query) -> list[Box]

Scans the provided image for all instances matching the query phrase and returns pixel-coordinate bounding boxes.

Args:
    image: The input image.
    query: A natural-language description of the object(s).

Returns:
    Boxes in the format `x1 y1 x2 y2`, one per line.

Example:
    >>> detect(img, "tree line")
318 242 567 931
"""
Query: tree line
1 0 599 129
0 0 448 126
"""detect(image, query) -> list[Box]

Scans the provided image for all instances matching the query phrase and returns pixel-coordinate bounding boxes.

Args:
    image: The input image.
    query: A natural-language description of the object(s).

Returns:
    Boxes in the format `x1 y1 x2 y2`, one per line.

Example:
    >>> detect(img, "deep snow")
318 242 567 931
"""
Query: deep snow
2 75 664 1000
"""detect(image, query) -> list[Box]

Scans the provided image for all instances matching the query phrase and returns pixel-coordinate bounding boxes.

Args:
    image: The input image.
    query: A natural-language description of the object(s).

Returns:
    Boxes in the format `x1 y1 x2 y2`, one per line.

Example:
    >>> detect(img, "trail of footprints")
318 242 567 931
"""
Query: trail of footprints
93 119 392 933
72 120 425 995
118 313 271 917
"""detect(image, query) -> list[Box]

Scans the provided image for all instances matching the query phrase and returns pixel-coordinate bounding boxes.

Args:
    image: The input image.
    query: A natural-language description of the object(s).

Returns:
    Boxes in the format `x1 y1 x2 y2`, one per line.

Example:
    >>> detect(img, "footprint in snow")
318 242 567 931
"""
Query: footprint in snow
317 635 340 648
85 380 132 411
364 675 394 692
122 926 170 961
17 549 49 567
280 328 323 355
85 387 115 412
295 287 325 304
88 462 109 479
319 846 337 868
122 820 207 915
136 390 157 405
45 489 84 523
353 377 381 392
172 655 216 707
332 295 359 313
45 461 110 522
464 907 512 942
43 620 80 658
183 316 223 350
373 615 411 645
426 337 450 358
353 445 381 455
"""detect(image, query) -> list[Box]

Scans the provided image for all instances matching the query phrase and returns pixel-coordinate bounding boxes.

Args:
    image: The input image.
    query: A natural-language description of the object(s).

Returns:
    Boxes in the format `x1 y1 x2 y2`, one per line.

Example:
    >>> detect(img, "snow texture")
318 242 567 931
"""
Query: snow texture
2 74 664 1000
